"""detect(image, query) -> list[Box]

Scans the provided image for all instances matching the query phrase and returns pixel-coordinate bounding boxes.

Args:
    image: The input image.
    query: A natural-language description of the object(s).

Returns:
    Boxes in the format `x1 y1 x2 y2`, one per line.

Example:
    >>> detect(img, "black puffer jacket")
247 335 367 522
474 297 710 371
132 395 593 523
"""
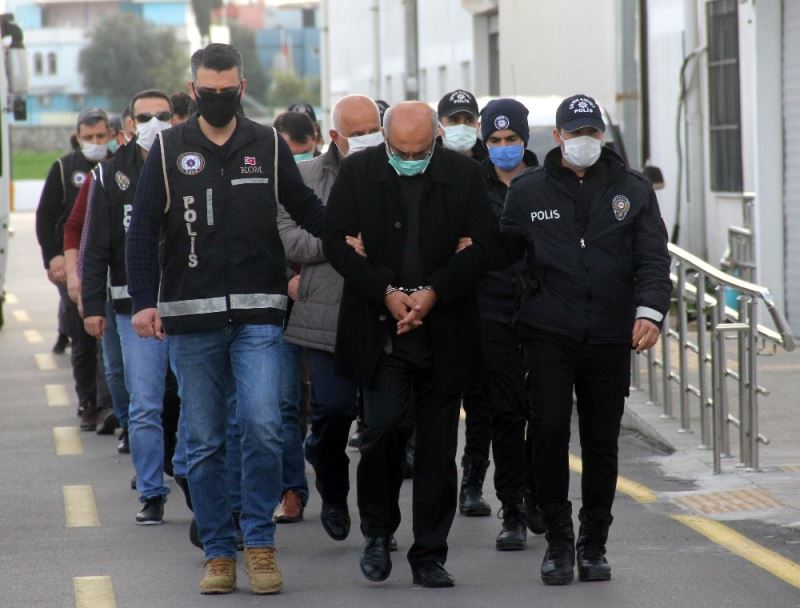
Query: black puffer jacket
500 146 672 344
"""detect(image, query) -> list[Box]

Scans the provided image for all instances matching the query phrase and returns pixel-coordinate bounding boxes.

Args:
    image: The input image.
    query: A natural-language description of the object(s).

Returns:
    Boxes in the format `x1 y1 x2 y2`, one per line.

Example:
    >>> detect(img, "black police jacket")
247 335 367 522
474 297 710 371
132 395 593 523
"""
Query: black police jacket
500 146 672 344
81 139 142 317
477 149 538 324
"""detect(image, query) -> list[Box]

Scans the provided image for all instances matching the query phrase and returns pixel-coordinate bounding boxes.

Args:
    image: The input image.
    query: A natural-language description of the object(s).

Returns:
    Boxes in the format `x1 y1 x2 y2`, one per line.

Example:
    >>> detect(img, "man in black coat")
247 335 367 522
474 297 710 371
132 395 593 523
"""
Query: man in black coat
323 101 498 588
501 94 672 586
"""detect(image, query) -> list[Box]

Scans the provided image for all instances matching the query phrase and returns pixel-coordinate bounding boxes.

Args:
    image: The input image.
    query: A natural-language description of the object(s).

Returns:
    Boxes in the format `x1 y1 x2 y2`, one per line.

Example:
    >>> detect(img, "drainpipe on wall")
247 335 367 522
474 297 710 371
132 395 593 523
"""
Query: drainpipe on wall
684 0 708 259
616 0 641 170
404 0 419 100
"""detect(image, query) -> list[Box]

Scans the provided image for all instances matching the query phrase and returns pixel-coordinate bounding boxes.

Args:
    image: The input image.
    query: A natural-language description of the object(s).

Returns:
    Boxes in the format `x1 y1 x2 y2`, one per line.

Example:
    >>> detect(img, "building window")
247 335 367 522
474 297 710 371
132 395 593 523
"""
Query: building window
47 52 57 75
33 52 43 76
706 0 743 192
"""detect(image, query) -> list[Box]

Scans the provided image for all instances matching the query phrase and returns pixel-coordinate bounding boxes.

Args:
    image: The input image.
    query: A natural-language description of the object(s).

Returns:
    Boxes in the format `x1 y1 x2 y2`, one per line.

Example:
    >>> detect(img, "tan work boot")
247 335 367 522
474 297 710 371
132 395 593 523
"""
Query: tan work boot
244 547 283 594
273 489 304 523
200 557 236 594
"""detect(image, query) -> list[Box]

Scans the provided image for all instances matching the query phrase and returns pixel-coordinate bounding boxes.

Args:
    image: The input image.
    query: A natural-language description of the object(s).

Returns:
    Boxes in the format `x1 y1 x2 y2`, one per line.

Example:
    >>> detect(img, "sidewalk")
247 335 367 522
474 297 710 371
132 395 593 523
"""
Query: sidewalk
623 343 800 529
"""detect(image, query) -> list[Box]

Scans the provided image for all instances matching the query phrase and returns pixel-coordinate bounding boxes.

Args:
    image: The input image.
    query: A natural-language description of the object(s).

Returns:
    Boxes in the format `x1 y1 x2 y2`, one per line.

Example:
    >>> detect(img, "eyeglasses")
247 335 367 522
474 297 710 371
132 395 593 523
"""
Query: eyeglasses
192 83 242 100
135 111 173 123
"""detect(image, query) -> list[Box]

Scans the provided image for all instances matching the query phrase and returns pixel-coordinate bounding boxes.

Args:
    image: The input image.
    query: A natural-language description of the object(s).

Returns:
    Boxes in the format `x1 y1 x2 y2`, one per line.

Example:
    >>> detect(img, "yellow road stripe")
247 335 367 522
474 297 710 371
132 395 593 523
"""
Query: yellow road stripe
568 453 657 504
53 427 83 456
23 329 44 344
45 384 70 407
74 576 116 608
63 485 100 528
12 309 30 322
35 353 58 370
5 293 18 304
673 514 800 589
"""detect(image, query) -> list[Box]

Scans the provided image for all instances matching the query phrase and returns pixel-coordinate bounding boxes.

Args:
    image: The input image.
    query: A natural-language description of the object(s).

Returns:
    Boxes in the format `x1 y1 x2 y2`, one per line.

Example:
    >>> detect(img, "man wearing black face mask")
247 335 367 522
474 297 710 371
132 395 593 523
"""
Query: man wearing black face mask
126 43 325 596
500 94 671 586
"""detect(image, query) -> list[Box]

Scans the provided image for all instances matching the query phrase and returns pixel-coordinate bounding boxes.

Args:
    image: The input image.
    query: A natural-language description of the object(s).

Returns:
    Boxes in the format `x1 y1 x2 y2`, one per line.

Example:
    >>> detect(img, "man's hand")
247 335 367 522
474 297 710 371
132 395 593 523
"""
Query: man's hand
384 291 423 335
397 288 438 335
132 307 165 340
345 232 366 257
456 237 473 253
67 272 81 303
632 318 660 353
83 315 106 338
46 255 66 285
288 274 300 301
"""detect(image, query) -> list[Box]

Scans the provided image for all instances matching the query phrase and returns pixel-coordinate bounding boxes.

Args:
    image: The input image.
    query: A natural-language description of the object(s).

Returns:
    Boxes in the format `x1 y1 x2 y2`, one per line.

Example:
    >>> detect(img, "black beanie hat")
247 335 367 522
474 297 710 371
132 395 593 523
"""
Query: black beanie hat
480 98 530 145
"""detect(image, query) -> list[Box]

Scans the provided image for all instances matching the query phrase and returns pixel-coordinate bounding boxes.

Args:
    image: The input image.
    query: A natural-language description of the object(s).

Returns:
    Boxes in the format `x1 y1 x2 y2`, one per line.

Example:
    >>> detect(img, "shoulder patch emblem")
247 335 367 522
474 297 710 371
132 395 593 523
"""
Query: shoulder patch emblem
115 170 130 191
612 194 631 221
177 152 205 176
71 171 86 187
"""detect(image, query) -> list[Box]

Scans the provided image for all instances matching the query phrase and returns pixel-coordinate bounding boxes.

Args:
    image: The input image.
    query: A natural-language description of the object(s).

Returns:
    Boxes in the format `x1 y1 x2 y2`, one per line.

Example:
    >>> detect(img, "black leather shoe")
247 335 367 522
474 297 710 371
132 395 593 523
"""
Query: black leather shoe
136 497 164 525
496 503 527 551
577 548 611 581
52 333 69 354
117 429 130 454
541 502 575 585
360 536 391 582
526 502 547 535
411 561 454 588
459 456 491 516
321 502 350 541
95 409 118 435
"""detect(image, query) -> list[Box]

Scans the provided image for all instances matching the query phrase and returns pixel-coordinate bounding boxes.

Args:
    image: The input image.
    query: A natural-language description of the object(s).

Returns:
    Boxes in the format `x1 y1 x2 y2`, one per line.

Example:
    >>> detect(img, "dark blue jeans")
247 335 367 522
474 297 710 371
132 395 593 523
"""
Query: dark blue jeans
303 348 358 506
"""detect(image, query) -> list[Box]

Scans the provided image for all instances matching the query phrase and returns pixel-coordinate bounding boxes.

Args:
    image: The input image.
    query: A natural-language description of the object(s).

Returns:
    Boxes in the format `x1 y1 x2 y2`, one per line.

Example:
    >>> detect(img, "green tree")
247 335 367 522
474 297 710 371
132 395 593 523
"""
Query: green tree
229 24 269 106
268 71 320 109
79 13 189 110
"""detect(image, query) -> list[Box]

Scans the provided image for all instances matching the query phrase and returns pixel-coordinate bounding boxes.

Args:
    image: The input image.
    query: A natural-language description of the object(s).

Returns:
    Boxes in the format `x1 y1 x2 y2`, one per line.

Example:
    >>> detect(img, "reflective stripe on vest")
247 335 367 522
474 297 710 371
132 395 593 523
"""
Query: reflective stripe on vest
110 285 129 300
159 297 227 317
229 293 287 311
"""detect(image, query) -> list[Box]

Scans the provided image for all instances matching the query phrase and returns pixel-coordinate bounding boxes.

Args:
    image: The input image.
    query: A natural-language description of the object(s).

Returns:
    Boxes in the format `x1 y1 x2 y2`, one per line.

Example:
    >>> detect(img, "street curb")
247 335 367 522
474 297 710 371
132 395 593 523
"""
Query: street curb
622 404 676 454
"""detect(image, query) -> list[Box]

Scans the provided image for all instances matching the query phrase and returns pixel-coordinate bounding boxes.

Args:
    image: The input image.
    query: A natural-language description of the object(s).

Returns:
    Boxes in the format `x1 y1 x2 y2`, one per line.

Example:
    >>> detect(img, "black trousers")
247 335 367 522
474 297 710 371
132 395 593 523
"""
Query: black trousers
305 348 359 506
358 352 461 566
523 329 630 518
58 283 109 409
462 361 491 463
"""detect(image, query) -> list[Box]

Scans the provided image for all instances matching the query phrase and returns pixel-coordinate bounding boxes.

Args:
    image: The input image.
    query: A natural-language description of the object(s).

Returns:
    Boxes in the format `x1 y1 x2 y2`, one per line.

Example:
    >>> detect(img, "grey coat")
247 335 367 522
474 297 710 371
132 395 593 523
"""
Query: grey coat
279 144 343 352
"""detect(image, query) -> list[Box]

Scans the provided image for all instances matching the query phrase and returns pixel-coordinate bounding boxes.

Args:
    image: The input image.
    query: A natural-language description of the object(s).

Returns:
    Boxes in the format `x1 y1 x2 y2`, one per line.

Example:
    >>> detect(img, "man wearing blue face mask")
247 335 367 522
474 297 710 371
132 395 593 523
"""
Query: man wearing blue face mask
500 93 671 586
324 101 500 589
468 97 542 551
437 89 486 160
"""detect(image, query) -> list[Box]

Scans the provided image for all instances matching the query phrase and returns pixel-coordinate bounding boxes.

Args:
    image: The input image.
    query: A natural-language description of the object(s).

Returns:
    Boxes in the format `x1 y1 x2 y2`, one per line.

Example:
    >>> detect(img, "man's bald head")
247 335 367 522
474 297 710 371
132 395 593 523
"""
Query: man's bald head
329 95 382 155
383 102 438 157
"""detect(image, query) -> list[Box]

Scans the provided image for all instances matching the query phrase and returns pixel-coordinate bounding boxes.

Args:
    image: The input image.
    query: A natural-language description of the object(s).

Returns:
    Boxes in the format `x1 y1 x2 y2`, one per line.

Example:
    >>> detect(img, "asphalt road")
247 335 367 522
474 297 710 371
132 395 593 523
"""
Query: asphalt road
2 211 798 607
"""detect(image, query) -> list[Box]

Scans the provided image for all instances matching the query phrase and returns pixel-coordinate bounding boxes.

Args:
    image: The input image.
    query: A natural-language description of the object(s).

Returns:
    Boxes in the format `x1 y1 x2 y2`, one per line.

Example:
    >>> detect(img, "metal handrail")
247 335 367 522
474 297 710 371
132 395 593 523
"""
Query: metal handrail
667 243 795 351
636 243 796 474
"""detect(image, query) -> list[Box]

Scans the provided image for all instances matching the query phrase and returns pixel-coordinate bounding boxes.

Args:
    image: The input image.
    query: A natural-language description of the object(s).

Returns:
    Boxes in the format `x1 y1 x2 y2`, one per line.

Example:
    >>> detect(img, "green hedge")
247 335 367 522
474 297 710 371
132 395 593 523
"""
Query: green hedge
12 150 62 180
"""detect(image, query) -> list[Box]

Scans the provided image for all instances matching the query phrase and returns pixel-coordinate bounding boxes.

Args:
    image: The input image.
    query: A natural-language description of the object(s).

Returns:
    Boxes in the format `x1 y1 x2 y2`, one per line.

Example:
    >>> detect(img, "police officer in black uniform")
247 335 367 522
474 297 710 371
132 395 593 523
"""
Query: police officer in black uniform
501 94 671 585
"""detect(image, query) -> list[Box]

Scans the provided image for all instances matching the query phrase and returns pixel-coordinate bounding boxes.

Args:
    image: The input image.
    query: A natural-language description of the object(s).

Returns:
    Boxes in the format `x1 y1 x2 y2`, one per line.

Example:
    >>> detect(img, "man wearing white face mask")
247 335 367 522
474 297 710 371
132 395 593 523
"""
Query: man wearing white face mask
36 107 113 430
81 89 176 526
500 93 672 586
274 94 383 540
437 89 486 160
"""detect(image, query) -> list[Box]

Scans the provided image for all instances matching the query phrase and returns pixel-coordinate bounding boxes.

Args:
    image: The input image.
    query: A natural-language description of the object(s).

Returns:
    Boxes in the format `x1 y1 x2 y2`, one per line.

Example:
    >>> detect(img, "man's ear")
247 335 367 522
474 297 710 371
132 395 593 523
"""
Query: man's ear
240 78 248 97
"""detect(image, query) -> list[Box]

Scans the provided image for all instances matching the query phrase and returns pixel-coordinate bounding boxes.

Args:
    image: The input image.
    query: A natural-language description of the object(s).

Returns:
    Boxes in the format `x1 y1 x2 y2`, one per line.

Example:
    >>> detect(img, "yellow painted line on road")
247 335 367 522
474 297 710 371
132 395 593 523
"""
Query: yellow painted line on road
23 329 44 344
12 309 30 322
568 453 657 504
53 427 83 456
74 576 116 608
45 384 70 407
5 293 18 304
63 485 100 528
35 353 58 370
673 514 800 589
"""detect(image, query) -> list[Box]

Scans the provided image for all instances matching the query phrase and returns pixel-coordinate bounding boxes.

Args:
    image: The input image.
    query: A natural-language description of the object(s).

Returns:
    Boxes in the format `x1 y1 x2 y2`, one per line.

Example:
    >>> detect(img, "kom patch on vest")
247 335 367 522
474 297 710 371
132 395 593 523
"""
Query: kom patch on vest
612 195 631 221
115 171 130 191
177 152 205 176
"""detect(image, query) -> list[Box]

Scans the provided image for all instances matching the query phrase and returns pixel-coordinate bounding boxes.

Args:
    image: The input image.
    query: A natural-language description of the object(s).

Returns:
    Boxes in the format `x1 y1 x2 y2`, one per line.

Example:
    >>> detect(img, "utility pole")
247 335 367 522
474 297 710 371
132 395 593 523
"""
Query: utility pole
616 0 641 170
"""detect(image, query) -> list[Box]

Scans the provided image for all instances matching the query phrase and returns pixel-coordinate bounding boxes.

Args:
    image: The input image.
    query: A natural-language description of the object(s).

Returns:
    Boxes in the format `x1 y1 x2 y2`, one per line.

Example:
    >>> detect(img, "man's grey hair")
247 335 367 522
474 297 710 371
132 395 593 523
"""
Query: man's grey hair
383 104 438 142
331 95 381 132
